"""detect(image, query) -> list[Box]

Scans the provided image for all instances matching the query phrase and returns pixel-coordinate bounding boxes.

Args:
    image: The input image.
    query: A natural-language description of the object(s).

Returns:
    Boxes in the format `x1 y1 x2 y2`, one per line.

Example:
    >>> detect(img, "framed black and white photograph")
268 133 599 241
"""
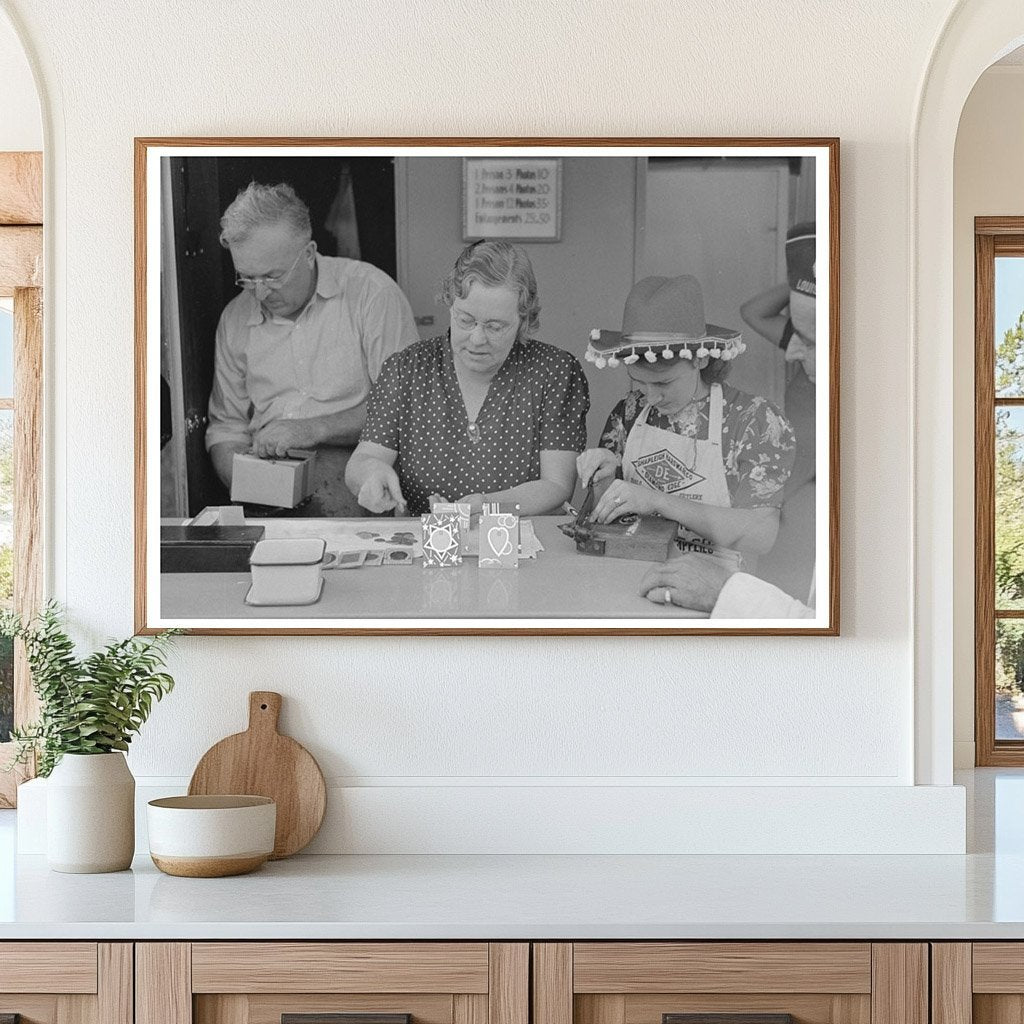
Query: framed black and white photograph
135 138 838 635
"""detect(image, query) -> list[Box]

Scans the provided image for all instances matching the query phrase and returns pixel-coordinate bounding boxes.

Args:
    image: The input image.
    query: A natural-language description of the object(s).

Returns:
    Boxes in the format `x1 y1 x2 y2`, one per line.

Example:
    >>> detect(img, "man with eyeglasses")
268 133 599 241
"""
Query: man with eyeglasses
205 181 418 515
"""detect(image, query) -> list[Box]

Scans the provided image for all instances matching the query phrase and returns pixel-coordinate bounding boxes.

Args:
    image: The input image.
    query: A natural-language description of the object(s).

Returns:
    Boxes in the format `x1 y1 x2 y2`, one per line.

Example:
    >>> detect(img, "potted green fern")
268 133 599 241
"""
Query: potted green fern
1 602 179 873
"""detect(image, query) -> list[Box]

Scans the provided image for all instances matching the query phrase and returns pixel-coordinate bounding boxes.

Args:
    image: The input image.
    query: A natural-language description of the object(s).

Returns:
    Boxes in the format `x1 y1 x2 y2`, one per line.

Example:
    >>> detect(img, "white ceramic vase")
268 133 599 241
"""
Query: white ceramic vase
46 752 135 873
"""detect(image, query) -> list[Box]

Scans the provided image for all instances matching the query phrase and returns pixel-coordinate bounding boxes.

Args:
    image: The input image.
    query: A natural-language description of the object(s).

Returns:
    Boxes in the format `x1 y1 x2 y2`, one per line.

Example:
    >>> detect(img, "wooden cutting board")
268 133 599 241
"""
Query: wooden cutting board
188 691 326 859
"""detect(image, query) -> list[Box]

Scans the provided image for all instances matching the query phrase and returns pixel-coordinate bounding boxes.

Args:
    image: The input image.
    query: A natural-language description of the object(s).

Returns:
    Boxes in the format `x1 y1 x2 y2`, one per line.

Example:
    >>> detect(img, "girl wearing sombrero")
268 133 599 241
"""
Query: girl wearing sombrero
578 274 796 562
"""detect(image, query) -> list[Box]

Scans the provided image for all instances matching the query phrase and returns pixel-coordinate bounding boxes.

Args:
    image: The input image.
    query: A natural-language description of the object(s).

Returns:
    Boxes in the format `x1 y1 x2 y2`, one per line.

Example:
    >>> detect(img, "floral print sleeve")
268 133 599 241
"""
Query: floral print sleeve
598 398 628 459
723 390 797 508
599 392 643 459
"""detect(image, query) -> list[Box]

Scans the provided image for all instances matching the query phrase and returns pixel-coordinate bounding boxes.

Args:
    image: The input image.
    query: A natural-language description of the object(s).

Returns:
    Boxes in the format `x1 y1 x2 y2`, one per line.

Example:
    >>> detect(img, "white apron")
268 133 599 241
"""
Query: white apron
622 383 741 564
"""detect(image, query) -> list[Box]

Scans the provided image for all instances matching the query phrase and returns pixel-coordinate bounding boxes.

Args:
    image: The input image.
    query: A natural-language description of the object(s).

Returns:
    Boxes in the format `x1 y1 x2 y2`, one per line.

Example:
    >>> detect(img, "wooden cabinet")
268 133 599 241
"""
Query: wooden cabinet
0 938 944 1024
532 944 928 1024
0 942 132 1024
932 943 1023 1024
136 944 528 1024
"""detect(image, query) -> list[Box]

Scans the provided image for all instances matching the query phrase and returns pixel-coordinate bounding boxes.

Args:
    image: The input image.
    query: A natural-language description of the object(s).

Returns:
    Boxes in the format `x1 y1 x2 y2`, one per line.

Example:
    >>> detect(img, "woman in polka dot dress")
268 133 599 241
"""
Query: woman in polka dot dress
346 241 590 517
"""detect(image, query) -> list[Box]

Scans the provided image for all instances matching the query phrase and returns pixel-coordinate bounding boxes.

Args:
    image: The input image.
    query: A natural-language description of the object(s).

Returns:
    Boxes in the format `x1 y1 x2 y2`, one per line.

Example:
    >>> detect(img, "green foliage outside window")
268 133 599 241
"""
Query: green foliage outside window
996 311 1024 694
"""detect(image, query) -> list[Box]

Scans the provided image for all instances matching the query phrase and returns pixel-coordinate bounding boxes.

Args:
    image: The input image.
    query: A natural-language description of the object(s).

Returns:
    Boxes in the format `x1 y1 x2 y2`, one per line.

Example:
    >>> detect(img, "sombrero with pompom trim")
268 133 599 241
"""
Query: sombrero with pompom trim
585 274 745 369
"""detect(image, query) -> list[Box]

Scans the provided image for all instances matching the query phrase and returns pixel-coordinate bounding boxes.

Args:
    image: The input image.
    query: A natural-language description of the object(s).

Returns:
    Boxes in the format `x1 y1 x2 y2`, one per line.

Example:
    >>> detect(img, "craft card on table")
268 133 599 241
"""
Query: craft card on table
479 502 520 569
431 501 471 540
421 512 463 568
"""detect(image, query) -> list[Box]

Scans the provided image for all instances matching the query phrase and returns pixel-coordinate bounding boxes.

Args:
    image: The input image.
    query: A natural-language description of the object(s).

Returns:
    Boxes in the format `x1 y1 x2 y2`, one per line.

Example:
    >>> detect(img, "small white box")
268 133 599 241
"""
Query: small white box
230 451 316 508
246 537 332 606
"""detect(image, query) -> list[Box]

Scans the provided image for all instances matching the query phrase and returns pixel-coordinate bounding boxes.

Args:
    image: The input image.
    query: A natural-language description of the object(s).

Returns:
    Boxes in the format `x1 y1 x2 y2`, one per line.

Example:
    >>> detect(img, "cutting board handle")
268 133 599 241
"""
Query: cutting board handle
248 691 282 734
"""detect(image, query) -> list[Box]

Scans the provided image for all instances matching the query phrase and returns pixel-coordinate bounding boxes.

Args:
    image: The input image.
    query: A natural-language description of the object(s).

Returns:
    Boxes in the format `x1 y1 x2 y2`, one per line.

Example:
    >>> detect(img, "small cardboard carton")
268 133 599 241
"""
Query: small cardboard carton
230 450 316 508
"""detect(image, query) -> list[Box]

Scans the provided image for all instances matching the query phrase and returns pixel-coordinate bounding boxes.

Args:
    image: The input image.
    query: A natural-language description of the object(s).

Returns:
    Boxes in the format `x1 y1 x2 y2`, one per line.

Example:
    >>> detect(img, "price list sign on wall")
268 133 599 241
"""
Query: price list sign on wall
462 157 562 241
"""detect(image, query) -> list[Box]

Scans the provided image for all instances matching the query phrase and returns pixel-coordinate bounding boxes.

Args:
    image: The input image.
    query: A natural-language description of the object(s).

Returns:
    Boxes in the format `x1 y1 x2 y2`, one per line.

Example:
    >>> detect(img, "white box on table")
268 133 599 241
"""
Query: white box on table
230 450 316 508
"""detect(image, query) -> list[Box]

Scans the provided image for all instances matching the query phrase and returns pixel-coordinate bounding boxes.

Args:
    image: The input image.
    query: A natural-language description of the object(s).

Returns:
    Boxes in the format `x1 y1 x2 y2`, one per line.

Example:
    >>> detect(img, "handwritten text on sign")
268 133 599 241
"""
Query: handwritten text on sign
463 158 561 241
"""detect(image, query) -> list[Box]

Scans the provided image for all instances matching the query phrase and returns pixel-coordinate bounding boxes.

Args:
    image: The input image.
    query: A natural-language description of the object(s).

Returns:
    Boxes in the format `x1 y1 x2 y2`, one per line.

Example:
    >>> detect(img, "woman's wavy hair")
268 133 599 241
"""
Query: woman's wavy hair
439 240 540 343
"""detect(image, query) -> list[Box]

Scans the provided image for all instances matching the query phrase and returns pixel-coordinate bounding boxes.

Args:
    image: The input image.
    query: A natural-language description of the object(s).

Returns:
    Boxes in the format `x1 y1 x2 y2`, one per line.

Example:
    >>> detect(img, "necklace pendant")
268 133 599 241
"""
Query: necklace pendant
466 422 482 444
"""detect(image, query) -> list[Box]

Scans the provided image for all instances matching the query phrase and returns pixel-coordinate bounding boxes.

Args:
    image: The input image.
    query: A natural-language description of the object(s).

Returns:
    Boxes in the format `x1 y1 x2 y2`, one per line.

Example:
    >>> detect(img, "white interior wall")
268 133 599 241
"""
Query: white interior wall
0 0 984 852
952 65 1024 767
0 12 39 151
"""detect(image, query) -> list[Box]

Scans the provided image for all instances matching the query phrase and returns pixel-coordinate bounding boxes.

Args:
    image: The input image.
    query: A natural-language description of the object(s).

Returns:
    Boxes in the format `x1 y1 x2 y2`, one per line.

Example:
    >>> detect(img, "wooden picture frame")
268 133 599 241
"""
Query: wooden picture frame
135 137 839 636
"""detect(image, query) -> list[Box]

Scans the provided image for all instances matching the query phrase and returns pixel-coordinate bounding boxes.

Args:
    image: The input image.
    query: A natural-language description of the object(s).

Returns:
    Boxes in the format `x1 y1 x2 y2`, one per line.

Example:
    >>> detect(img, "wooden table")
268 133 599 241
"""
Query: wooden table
159 517 705 621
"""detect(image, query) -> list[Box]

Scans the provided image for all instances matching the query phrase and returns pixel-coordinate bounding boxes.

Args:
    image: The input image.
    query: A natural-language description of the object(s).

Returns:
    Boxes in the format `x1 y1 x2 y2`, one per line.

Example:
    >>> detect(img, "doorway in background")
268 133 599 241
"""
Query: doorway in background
163 155 398 517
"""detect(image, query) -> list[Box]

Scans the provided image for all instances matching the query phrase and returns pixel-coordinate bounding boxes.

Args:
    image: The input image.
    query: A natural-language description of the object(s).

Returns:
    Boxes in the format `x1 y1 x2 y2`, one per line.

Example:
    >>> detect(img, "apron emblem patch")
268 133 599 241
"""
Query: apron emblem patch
633 449 706 493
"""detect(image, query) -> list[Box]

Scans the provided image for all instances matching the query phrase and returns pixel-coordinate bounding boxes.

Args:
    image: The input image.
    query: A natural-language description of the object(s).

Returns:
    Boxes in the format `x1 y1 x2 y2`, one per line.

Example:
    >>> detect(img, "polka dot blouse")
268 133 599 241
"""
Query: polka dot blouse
362 333 590 515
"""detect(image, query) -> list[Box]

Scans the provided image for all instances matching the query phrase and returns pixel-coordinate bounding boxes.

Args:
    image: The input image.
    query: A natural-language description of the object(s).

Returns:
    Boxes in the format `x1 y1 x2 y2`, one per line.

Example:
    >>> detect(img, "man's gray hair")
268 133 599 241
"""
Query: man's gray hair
219 182 312 248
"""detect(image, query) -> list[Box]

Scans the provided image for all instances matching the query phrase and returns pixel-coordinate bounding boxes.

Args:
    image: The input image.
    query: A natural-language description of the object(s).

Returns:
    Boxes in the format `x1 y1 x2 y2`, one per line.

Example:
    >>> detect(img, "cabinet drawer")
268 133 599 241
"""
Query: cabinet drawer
973 944 1024 992
533 944 925 1024
140 942 528 1024
0 943 130 1024
191 943 490 994
572 944 872 994
939 942 1024 1024
0 942 98 993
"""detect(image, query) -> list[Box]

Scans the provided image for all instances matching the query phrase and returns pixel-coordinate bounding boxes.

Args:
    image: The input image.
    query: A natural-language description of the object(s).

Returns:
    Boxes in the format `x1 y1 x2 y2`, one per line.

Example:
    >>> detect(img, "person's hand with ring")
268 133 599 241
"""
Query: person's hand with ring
637 552 738 613
592 479 665 523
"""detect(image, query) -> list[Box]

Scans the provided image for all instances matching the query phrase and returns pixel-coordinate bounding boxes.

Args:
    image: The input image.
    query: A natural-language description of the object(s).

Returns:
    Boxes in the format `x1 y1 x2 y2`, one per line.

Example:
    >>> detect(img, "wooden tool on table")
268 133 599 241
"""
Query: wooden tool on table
559 482 678 562
188 691 326 859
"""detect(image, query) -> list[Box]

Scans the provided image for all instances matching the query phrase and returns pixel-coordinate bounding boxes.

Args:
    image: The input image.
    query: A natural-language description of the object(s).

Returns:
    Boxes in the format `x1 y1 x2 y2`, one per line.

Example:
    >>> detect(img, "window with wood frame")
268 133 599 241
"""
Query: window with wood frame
0 151 44 806
976 217 1024 765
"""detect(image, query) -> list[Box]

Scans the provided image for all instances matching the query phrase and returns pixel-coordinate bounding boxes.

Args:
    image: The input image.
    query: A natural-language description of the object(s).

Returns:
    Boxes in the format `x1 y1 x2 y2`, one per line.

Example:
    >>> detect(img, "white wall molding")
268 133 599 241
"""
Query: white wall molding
18 778 967 856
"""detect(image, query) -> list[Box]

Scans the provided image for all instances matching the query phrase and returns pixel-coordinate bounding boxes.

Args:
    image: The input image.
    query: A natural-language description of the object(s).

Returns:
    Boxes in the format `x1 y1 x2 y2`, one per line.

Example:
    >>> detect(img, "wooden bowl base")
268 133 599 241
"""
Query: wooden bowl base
151 853 268 877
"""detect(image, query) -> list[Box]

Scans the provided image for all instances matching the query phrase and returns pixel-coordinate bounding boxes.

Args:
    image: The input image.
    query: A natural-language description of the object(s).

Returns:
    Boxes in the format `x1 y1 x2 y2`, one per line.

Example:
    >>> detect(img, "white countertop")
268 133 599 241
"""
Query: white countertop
1 769 1022 941
0 849 1020 941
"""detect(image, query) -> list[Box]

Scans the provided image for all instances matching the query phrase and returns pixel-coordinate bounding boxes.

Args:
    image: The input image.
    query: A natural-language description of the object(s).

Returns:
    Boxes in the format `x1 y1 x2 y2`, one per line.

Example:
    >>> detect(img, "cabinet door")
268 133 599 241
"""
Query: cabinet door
533 944 927 1024
137 943 528 1024
945 942 1024 1024
0 942 131 1024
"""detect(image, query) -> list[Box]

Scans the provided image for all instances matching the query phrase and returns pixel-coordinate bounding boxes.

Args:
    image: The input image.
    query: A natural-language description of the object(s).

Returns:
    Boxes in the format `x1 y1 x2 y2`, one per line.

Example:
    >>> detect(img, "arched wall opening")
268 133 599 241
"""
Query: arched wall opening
914 1 1024 784
952 46 1024 768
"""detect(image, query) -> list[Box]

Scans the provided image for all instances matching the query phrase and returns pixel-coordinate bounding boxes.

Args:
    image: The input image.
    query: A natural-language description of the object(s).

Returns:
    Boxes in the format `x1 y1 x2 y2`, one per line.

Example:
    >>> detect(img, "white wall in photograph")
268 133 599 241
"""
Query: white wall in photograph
3 0 1001 852
402 155 638 454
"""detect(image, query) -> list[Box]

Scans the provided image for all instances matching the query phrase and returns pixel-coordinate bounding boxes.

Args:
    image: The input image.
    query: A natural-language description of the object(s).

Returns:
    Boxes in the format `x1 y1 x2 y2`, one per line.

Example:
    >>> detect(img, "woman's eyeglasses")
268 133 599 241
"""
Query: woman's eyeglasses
234 248 306 292
451 307 517 341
